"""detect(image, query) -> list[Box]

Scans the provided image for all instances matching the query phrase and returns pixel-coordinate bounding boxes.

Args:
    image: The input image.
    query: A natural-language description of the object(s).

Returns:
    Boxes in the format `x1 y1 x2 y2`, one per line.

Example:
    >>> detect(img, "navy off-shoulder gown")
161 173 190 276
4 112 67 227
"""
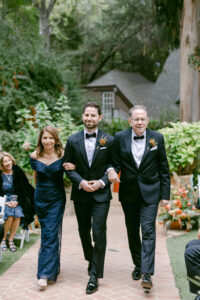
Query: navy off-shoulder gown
30 157 66 281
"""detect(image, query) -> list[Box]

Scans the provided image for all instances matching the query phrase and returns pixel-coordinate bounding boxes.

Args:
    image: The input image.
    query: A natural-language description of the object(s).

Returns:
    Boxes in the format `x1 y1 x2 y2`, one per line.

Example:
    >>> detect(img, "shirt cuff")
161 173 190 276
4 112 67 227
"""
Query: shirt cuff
106 167 114 173
99 179 105 188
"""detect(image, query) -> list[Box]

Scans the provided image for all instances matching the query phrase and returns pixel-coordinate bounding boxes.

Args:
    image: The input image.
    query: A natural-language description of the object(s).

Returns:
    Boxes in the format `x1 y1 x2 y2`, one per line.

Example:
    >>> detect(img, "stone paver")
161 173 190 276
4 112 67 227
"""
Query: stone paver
0 194 180 300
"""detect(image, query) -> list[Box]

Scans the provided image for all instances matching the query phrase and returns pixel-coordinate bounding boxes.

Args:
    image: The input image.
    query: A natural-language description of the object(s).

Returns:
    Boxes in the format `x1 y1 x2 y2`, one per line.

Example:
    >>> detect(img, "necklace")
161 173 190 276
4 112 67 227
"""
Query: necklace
3 174 12 181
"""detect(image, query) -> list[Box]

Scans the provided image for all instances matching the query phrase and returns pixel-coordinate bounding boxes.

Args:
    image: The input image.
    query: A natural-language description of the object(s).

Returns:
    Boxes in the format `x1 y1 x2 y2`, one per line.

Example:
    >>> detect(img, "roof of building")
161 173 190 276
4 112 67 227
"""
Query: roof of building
147 49 180 120
86 50 180 120
86 69 154 107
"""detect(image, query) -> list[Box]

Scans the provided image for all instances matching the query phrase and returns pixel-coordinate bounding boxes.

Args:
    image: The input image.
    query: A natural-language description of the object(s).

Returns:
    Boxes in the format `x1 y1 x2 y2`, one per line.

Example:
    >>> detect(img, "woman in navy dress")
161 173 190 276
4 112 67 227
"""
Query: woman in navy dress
30 126 74 290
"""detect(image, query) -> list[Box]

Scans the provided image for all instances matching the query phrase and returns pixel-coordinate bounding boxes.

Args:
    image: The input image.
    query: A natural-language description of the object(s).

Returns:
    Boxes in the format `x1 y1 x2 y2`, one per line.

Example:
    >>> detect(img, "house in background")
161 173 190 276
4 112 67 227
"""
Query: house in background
86 69 154 120
85 50 180 121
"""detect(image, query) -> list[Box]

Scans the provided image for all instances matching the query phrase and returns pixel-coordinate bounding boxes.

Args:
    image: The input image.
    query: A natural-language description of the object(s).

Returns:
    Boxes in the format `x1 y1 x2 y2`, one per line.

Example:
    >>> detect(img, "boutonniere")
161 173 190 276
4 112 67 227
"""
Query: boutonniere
149 138 157 148
96 135 107 149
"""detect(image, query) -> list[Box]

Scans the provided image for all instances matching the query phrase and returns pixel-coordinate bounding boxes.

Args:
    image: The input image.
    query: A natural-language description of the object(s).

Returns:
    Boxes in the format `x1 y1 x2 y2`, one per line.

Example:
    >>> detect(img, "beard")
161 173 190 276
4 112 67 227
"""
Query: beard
83 121 98 130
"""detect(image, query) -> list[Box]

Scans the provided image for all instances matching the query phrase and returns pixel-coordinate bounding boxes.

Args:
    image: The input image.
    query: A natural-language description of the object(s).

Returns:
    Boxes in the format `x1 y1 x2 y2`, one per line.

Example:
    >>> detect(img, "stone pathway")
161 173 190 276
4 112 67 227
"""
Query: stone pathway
0 194 180 300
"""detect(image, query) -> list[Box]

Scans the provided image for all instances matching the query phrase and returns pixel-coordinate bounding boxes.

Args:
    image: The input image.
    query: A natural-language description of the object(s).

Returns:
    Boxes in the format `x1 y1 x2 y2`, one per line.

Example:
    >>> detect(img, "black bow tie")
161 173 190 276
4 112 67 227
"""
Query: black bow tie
134 135 144 140
86 132 96 139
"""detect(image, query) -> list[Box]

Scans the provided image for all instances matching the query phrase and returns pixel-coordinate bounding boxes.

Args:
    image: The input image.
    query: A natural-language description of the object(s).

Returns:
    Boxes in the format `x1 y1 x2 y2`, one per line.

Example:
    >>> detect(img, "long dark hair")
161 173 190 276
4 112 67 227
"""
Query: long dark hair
36 126 63 157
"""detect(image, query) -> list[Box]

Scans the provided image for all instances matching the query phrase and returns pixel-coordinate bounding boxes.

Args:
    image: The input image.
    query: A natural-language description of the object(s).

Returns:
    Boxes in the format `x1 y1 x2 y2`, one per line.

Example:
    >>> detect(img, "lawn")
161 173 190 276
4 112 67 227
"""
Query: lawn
167 230 198 300
0 232 40 275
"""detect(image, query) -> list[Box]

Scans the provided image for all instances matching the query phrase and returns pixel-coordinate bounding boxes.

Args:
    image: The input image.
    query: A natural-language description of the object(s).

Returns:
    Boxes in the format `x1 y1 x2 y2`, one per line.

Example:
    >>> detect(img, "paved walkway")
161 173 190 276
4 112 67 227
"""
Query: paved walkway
0 194 180 300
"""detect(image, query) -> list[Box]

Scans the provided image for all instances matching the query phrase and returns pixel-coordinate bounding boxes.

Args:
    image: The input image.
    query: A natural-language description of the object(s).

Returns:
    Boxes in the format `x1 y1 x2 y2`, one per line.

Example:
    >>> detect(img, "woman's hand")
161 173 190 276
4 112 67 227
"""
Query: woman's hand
6 201 18 208
63 162 76 171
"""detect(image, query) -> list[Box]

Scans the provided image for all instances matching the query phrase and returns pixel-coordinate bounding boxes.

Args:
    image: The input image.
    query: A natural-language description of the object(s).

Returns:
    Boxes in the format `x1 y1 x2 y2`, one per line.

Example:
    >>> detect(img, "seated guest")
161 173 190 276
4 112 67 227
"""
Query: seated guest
185 229 200 300
0 152 34 252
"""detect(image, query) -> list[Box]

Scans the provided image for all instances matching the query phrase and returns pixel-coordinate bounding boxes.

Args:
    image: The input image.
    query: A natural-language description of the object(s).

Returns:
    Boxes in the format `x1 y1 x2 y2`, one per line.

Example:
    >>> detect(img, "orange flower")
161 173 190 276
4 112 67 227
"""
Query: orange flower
187 203 192 207
175 209 183 214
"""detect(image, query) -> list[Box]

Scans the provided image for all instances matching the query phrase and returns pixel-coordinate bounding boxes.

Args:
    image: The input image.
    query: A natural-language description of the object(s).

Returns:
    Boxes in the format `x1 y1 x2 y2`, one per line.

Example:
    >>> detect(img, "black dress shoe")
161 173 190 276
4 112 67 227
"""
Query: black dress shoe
86 275 98 294
88 261 92 275
141 274 153 290
132 266 141 280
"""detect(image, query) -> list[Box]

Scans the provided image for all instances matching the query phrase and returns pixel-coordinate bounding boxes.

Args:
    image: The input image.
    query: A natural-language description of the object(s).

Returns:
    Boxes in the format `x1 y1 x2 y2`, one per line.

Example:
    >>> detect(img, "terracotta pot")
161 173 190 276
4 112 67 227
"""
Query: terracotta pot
170 172 193 188
170 220 182 230
113 171 121 193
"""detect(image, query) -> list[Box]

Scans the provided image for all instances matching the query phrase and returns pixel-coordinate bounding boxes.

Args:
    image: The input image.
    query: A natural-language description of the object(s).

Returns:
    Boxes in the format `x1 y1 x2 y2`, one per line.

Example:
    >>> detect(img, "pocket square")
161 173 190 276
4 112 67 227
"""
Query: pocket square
150 146 157 151
100 147 107 150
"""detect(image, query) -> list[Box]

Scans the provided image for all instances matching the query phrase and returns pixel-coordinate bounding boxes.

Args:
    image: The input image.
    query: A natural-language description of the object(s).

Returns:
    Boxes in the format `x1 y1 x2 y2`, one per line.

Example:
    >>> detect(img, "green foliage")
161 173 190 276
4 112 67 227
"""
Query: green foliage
159 122 200 175
0 95 81 175
100 119 129 136
0 18 86 130
188 46 200 72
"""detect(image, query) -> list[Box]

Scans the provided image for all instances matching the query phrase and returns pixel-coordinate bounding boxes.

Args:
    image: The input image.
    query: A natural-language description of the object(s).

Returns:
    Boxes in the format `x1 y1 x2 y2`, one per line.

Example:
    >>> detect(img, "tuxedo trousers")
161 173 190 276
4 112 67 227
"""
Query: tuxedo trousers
185 239 200 294
121 200 158 275
74 199 110 278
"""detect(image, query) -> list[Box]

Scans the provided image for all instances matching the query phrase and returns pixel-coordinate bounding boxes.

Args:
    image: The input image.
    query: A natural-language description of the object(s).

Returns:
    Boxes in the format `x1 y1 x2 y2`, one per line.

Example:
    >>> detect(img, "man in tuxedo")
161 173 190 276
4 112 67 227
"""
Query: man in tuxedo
64 102 117 294
110 105 170 290
185 229 200 300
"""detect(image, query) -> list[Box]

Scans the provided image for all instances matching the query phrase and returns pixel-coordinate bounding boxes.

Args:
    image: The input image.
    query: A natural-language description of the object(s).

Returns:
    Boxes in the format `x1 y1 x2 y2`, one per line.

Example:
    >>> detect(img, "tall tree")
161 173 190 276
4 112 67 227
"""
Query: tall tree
33 0 57 49
180 0 200 122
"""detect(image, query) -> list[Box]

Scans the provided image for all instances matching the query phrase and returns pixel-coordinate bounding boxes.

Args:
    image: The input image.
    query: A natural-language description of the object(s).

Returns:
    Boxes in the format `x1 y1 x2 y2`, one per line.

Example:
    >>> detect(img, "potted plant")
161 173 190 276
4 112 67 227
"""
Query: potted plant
158 184 199 231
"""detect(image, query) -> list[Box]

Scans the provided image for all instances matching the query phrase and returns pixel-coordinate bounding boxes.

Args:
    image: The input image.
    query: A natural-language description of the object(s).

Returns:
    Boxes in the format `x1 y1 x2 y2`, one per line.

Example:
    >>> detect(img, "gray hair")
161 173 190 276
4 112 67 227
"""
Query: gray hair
129 105 148 117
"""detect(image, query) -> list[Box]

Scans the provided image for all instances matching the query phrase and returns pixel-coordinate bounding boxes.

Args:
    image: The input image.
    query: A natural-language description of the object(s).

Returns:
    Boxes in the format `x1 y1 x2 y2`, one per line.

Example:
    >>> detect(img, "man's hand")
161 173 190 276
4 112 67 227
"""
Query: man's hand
80 180 95 192
88 180 102 191
63 162 76 170
108 169 120 183
160 199 169 207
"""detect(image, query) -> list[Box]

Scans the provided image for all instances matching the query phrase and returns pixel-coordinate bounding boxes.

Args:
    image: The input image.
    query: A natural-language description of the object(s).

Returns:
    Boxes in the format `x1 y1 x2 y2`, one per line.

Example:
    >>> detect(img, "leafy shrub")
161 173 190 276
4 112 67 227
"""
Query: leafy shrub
159 122 200 175
0 96 82 180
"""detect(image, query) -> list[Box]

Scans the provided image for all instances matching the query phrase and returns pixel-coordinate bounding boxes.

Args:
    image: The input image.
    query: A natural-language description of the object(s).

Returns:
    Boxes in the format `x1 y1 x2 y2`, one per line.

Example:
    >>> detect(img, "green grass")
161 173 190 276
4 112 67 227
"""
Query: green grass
167 230 198 300
0 233 40 275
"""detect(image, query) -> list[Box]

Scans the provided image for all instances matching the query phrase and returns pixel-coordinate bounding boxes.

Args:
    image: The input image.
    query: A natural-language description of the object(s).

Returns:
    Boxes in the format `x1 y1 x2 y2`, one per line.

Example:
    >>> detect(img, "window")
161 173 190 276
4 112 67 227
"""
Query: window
102 92 115 119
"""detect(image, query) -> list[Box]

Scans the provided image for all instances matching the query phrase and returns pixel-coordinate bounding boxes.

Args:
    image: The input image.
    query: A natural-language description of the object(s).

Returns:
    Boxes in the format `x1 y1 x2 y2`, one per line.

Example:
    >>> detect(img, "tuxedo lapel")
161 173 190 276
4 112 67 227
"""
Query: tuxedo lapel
90 130 102 166
124 129 137 168
78 130 89 167
140 129 152 167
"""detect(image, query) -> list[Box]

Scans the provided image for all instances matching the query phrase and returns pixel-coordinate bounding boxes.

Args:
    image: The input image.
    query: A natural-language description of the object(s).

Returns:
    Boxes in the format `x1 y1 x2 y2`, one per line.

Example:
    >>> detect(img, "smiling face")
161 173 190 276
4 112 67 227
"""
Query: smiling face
82 106 102 131
2 155 13 173
129 108 149 136
41 131 56 151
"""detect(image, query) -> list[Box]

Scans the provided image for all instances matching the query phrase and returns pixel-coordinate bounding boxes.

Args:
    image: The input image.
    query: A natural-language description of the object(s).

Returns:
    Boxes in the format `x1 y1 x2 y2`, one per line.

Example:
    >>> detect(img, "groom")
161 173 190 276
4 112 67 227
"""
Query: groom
64 102 117 294
111 105 170 290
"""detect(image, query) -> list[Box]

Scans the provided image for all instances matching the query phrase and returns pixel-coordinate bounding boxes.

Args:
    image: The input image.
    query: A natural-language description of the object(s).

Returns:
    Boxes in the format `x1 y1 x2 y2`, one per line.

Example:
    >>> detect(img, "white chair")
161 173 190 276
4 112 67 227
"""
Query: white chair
0 196 6 262
13 227 29 249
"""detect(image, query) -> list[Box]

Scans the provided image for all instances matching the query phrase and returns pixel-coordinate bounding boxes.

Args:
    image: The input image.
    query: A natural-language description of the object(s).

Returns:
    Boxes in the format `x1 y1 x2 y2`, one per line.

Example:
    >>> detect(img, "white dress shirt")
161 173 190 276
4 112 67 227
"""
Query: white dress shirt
84 129 98 167
82 129 105 188
131 130 146 168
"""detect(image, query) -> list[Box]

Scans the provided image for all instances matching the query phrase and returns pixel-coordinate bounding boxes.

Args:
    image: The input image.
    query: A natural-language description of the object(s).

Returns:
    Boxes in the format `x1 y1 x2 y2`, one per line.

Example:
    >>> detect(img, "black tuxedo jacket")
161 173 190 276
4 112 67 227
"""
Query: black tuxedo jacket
64 130 114 203
112 128 170 204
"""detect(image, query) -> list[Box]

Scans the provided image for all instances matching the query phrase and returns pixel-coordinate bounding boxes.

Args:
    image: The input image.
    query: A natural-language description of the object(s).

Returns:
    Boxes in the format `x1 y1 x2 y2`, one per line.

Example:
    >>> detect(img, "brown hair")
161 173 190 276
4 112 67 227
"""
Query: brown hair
83 102 102 115
36 126 63 157
0 151 16 171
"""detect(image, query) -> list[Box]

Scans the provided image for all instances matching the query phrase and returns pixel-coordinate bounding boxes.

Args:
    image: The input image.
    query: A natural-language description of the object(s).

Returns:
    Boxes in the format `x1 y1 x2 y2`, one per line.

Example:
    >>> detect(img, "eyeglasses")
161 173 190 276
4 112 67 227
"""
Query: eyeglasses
131 118 147 123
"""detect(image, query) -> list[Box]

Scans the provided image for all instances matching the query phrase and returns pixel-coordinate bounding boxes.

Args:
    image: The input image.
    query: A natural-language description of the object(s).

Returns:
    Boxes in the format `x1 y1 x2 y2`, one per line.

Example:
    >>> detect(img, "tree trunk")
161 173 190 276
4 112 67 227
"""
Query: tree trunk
33 0 57 50
180 0 200 122
39 6 50 49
